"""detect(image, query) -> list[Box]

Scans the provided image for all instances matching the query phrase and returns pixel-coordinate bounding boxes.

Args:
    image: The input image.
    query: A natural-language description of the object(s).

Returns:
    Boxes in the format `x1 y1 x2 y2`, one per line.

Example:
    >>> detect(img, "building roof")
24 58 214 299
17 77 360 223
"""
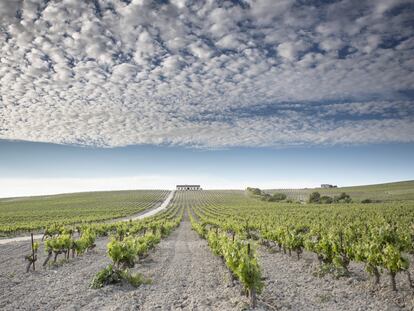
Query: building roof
176 185 200 187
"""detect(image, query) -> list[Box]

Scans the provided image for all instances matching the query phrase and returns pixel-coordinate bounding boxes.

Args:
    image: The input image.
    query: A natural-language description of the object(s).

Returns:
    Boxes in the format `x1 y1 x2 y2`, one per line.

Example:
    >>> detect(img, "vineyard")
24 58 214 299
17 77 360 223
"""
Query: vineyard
0 190 168 235
0 187 413 310
268 180 414 202
188 192 414 298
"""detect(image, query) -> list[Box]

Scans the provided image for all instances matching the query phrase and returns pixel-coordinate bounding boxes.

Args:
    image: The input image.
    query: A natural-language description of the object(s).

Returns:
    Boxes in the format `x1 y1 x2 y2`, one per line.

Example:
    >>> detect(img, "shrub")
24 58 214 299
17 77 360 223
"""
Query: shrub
260 193 272 201
309 192 321 203
320 196 333 204
333 192 352 203
361 199 372 204
107 238 136 269
90 264 121 289
246 187 262 196
270 193 287 201
121 270 151 287
90 265 150 289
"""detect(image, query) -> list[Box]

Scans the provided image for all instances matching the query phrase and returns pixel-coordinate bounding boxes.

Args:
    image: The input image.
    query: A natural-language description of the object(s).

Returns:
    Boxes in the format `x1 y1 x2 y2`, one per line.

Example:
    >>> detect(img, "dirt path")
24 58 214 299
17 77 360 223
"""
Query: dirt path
0 211 247 310
128 190 175 221
0 191 174 245
132 212 247 310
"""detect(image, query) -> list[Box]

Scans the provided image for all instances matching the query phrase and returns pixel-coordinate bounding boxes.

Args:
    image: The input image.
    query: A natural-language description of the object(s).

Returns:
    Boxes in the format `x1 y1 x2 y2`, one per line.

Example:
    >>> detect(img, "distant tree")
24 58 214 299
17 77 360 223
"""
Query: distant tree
320 196 333 204
246 187 262 196
361 199 372 204
271 193 287 201
309 192 321 203
333 192 352 203
260 193 272 201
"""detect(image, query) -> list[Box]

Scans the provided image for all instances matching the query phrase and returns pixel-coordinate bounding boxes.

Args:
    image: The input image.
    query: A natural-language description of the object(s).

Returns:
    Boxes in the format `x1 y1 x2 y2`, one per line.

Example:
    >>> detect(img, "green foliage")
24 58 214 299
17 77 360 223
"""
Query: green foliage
25 240 39 272
90 264 150 289
268 193 287 202
39 194 182 271
235 249 263 294
260 193 272 201
73 229 96 255
188 189 414 291
247 187 287 202
333 192 352 203
107 230 164 269
90 264 122 289
246 187 262 196
320 196 333 204
107 238 136 269
308 192 351 204
309 192 321 203
266 180 414 202
33 241 40 252
45 234 72 254
88 199 182 289
190 213 263 298
382 244 409 273
120 270 151 287
0 190 169 234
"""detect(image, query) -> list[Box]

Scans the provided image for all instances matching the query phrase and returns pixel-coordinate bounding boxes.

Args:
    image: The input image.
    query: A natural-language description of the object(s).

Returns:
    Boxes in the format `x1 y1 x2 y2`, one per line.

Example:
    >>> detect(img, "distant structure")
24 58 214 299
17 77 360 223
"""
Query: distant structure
176 185 202 191
321 184 338 188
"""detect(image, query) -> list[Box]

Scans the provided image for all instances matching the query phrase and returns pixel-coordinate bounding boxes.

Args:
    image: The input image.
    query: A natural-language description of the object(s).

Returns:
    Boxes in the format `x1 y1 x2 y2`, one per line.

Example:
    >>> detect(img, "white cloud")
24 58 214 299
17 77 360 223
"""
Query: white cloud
277 40 310 61
0 0 413 148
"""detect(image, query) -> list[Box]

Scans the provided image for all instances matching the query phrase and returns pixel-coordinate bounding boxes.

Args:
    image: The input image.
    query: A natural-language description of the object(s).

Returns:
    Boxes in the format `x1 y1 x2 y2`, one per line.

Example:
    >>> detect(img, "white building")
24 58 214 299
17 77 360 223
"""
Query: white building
176 185 202 191
321 184 337 188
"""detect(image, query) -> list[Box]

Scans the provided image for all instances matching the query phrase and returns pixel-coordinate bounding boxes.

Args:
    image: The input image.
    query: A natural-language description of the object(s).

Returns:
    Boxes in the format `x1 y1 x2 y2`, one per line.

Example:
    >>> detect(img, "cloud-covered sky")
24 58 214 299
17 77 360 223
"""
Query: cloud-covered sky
1 0 413 148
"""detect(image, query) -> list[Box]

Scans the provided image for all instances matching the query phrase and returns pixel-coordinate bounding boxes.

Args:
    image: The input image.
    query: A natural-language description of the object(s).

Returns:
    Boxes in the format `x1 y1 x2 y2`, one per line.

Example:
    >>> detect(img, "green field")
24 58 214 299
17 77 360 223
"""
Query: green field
0 190 168 235
267 180 414 202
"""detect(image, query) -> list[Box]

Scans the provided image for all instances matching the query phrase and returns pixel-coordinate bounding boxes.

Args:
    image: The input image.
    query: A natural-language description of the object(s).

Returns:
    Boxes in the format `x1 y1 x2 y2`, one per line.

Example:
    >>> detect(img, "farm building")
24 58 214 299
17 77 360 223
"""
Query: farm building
176 185 202 191
321 184 338 188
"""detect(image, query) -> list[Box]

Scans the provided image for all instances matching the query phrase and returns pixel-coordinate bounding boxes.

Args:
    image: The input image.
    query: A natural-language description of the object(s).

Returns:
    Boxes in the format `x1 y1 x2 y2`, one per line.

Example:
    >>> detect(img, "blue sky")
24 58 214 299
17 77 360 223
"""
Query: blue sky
0 1 413 196
0 140 413 197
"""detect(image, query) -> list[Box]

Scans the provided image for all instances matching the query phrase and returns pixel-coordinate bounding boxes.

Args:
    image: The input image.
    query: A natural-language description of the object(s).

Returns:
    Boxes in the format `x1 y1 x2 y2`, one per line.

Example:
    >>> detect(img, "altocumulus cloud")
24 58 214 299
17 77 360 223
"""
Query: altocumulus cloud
0 0 413 148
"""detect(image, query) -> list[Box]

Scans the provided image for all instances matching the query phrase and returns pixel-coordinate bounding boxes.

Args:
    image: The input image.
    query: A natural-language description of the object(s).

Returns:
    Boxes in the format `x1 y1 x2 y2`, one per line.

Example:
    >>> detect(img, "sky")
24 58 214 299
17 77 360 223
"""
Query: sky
0 0 413 197
0 140 413 197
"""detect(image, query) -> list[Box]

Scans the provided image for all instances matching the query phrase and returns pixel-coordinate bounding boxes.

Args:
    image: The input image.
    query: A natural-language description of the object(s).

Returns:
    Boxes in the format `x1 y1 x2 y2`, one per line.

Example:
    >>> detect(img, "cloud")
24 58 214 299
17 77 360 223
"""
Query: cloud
0 0 413 148
277 40 310 61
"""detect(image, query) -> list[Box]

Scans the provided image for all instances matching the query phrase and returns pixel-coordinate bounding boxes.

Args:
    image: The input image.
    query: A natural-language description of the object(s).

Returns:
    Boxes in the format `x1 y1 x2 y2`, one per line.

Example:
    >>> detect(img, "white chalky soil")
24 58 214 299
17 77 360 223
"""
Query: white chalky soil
0 212 247 311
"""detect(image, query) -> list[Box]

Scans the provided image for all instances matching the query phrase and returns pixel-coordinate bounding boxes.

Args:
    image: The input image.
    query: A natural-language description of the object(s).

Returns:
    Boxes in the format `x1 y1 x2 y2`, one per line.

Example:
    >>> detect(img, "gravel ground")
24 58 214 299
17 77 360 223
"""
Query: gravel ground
0 214 248 311
0 237 111 310
3 215 412 311
258 247 414 311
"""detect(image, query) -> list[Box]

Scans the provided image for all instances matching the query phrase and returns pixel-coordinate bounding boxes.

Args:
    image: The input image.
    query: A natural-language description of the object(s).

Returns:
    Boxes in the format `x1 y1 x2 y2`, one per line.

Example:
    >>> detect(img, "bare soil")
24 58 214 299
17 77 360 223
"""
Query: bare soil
258 247 414 311
0 215 247 311
1 215 413 310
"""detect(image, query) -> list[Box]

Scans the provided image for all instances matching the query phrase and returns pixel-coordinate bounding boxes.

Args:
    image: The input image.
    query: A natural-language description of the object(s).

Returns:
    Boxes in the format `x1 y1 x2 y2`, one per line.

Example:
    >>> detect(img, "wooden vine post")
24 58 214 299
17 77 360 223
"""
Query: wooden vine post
30 233 36 271
31 233 35 271
26 233 37 272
